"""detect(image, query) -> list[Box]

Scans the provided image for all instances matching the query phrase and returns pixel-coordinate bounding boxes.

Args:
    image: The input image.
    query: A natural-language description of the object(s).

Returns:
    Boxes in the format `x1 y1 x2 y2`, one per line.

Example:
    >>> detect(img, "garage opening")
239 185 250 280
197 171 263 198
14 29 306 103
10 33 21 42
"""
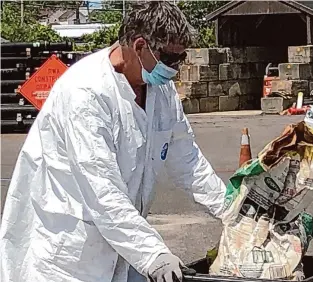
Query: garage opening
219 14 307 48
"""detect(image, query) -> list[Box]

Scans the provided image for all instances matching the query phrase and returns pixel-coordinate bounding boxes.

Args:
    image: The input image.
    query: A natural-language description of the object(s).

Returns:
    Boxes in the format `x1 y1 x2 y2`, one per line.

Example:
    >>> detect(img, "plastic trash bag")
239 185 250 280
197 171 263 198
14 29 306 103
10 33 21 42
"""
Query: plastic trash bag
210 121 313 280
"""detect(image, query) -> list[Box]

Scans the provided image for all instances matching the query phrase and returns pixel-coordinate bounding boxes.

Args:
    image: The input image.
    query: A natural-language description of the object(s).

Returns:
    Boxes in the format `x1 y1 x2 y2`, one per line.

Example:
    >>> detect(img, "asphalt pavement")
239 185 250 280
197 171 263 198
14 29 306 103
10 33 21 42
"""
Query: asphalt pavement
1 113 311 264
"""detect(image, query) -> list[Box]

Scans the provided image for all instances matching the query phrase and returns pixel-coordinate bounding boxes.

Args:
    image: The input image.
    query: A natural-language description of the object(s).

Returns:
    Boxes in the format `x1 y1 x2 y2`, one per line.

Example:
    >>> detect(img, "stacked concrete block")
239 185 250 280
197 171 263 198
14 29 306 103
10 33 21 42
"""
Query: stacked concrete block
287 45 313 98
181 98 200 114
208 79 262 97
175 81 208 100
239 94 259 110
278 63 313 80
229 46 287 64
288 45 313 64
262 46 313 114
271 80 309 96
177 46 269 113
261 97 295 114
199 97 219 113
219 63 268 80
219 96 239 111
272 45 313 104
284 45 313 96
179 65 219 82
262 78 307 114
185 48 229 65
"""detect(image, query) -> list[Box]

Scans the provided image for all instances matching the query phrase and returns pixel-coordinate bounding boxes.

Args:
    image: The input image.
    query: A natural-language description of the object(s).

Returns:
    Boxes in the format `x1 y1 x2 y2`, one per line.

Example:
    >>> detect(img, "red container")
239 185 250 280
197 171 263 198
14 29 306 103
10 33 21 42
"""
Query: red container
263 75 279 97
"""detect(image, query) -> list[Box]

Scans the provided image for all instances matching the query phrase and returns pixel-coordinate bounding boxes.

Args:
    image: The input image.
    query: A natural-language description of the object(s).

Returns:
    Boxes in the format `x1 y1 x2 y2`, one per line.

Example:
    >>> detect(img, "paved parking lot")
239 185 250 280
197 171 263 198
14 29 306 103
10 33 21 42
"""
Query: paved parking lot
1 113 311 263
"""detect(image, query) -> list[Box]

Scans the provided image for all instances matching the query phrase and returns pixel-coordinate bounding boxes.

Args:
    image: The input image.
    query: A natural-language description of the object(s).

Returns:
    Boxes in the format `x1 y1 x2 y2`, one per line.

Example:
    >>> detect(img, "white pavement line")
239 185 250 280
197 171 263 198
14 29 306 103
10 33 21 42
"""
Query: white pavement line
188 110 263 117
148 214 216 231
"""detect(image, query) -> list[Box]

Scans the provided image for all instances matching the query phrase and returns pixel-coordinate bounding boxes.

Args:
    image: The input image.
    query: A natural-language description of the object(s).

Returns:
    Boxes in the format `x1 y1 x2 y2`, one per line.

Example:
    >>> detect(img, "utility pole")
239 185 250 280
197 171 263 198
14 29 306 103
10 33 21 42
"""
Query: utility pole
122 0 126 18
75 1 80 24
86 1 90 23
20 0 24 25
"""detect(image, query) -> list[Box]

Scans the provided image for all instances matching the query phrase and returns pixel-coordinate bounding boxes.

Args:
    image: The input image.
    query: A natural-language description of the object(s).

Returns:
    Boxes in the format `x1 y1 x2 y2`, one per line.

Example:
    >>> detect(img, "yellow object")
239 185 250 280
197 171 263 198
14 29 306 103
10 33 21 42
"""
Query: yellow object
206 247 218 264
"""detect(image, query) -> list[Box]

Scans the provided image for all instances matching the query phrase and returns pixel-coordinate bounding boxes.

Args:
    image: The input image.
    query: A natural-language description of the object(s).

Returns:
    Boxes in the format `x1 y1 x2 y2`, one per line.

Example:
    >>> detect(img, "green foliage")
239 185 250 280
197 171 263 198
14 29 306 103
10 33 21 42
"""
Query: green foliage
102 1 124 11
178 1 225 30
76 24 120 51
1 1 62 42
89 10 122 24
196 27 216 48
25 24 63 42
178 1 228 48
77 1 123 52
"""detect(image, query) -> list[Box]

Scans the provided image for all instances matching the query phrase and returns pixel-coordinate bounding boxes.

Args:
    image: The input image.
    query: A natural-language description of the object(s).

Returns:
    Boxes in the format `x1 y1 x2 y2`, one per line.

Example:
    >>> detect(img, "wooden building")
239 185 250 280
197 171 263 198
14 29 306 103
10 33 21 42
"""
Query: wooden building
206 1 313 48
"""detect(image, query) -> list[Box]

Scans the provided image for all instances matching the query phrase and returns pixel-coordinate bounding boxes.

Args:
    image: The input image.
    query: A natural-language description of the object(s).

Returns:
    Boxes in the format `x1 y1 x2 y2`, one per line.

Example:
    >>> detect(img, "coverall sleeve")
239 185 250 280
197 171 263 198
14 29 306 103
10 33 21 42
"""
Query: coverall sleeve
165 90 226 218
64 88 170 276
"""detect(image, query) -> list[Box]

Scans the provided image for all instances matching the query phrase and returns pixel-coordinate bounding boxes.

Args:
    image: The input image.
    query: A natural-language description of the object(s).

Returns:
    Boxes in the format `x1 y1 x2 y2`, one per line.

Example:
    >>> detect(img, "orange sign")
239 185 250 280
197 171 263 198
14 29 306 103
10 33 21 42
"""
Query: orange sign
19 54 68 110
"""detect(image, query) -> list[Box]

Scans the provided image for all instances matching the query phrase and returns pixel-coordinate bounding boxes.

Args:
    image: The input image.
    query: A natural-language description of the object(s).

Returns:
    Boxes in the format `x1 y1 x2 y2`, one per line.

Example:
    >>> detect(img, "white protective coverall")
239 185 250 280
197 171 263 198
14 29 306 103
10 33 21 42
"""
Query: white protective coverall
0 47 226 282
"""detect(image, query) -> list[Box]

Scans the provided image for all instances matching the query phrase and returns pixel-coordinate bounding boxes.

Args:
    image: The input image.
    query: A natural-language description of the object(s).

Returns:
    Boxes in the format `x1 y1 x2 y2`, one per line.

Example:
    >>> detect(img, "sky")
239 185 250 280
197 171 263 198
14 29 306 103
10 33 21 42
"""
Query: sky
88 0 102 8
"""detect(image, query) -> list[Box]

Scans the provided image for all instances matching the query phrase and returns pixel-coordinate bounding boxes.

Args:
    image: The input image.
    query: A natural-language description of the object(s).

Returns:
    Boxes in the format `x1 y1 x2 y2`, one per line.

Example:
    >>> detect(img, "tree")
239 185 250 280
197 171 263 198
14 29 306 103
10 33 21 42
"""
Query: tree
89 10 122 24
89 0 129 24
75 1 123 51
178 1 228 47
77 24 120 51
1 1 62 42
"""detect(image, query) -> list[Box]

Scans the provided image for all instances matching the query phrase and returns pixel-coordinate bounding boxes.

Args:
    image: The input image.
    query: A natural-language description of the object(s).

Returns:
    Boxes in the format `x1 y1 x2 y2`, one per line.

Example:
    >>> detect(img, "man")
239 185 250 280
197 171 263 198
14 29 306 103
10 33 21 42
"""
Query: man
0 2 226 282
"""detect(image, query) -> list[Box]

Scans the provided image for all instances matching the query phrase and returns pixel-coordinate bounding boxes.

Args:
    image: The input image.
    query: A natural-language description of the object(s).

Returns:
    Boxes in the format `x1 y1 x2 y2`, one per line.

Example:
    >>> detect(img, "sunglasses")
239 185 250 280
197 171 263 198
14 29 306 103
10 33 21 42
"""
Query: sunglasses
158 49 187 68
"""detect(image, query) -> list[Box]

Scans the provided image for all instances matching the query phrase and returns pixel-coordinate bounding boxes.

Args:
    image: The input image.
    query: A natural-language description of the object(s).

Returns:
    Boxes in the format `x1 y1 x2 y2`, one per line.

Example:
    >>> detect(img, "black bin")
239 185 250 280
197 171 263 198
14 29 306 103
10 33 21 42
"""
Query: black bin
184 256 313 282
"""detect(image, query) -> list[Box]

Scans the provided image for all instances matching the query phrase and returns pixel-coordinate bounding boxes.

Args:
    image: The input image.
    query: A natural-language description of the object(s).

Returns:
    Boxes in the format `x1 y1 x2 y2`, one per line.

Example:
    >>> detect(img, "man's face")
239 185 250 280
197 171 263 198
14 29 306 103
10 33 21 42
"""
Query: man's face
143 43 187 72
130 38 187 85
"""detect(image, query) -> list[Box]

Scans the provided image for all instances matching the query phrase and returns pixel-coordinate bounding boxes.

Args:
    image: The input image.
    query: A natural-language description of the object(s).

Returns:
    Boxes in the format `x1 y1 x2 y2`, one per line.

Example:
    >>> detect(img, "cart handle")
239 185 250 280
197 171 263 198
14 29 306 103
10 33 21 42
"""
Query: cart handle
183 274 313 282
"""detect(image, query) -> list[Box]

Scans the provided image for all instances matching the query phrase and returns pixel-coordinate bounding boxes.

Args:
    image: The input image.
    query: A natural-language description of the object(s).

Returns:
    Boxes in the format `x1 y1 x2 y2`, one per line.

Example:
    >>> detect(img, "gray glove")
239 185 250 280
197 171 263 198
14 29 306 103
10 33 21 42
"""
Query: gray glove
148 253 183 282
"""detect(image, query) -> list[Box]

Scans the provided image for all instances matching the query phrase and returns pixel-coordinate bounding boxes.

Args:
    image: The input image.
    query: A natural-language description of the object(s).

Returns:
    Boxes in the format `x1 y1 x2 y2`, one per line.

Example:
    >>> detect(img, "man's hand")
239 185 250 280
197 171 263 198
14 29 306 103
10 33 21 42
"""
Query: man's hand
148 253 183 282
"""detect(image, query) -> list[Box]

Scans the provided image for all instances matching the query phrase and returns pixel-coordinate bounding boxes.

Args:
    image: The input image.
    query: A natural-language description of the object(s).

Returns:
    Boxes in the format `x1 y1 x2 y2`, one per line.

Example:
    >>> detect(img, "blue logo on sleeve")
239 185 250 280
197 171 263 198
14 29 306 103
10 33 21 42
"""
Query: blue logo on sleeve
160 143 169 160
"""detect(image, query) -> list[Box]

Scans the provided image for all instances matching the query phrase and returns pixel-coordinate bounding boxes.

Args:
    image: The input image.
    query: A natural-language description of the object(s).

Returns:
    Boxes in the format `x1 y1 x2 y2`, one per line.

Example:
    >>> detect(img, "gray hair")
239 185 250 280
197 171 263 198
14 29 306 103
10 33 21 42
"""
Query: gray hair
118 1 195 50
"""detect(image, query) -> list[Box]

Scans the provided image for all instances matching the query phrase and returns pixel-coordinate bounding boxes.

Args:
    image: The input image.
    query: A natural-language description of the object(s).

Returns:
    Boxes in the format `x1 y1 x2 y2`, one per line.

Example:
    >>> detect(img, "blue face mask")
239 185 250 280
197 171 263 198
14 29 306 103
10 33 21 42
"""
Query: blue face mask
139 46 178 85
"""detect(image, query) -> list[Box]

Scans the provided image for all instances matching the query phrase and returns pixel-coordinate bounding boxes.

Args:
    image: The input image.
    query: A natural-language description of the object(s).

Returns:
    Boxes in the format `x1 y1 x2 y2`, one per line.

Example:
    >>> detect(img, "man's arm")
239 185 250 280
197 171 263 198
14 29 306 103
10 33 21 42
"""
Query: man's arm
64 88 171 276
165 86 226 218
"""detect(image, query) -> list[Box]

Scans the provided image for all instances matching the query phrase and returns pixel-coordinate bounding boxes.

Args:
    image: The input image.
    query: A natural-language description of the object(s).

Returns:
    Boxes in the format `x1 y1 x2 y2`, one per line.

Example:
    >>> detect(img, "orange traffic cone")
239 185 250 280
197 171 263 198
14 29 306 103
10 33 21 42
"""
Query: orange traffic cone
239 128 252 167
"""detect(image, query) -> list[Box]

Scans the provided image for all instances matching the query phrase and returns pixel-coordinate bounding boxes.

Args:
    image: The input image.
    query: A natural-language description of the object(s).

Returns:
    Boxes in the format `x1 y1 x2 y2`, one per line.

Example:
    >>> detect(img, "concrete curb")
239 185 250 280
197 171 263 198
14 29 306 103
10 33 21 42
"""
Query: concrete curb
187 110 263 117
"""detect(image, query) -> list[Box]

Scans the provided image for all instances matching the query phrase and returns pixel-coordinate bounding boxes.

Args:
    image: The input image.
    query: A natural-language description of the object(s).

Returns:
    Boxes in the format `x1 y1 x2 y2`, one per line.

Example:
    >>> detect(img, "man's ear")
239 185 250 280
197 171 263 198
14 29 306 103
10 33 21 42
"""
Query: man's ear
133 37 147 56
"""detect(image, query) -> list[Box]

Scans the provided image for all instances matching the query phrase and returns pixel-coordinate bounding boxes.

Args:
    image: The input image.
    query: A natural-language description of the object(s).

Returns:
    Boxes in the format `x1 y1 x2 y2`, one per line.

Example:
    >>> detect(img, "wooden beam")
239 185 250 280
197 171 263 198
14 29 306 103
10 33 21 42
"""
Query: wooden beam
299 14 306 23
307 15 312 45
220 17 228 29
255 15 266 29
215 18 219 46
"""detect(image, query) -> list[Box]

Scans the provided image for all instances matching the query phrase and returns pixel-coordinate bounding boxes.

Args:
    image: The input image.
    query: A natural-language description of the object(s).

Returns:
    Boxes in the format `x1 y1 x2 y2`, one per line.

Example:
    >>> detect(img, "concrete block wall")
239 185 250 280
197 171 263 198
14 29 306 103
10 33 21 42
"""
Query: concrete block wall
175 47 279 114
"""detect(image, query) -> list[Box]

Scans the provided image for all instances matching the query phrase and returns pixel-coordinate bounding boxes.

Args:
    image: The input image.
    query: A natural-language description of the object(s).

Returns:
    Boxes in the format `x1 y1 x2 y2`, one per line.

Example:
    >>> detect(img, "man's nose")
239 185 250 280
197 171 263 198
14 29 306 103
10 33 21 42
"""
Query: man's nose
172 64 180 71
